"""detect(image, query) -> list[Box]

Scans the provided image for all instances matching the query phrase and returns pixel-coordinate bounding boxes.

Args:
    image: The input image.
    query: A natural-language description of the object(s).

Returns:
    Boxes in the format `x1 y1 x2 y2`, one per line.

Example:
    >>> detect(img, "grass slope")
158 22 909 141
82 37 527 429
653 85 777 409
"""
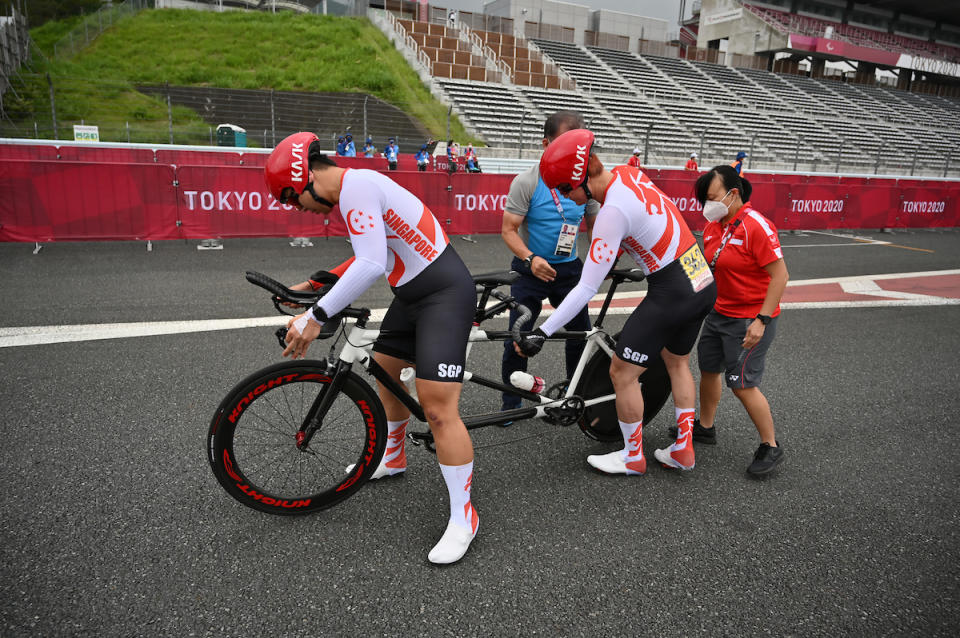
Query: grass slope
11 8 474 145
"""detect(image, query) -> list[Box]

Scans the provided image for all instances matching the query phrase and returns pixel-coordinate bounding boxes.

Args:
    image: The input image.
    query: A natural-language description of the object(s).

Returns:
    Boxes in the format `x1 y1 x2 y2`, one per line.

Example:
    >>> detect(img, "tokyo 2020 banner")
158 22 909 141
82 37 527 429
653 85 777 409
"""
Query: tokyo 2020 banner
0 153 957 243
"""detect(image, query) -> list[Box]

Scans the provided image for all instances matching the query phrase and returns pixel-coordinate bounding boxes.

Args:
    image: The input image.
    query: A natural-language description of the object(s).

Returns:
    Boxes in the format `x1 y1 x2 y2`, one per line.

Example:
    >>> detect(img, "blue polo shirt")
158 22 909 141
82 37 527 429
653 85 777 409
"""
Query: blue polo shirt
504 165 599 265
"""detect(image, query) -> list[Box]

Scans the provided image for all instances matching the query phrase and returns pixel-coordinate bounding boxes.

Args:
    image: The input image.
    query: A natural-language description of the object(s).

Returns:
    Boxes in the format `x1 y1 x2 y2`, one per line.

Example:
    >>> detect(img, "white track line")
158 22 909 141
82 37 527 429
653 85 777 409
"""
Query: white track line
1 270 958 348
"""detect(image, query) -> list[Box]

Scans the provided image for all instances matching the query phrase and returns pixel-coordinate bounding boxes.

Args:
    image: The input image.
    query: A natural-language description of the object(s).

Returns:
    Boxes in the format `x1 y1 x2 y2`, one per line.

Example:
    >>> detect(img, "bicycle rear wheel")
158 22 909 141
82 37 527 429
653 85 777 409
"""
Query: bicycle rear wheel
207 361 387 515
575 333 672 442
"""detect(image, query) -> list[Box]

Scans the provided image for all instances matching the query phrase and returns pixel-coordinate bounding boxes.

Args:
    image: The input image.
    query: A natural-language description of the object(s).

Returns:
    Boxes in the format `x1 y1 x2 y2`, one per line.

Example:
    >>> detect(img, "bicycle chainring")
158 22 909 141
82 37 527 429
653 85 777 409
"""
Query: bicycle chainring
543 396 585 427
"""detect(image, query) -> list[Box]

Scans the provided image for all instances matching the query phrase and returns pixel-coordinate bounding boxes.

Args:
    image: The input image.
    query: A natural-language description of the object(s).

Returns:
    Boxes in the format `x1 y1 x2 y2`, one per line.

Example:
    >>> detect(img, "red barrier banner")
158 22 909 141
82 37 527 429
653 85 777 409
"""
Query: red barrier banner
175 165 329 239
0 144 59 161
240 152 269 168
0 160 178 241
155 149 244 166
450 172 514 235
2 151 957 244
57 145 157 164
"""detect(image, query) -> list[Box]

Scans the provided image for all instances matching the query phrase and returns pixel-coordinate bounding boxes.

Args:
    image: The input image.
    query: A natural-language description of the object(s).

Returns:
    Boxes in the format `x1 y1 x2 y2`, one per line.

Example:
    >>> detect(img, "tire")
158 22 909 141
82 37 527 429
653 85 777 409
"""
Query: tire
574 332 672 442
207 361 387 515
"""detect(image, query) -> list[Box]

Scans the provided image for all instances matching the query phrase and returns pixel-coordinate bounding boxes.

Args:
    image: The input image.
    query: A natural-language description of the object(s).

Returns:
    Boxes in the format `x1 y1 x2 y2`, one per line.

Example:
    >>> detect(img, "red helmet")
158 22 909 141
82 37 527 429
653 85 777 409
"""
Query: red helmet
539 129 595 191
264 132 318 201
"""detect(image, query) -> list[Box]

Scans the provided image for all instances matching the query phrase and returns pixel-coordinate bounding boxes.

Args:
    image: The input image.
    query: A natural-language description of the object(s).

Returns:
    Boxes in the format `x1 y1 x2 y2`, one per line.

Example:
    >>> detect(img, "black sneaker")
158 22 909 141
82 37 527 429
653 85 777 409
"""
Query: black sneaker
668 418 717 444
747 442 784 475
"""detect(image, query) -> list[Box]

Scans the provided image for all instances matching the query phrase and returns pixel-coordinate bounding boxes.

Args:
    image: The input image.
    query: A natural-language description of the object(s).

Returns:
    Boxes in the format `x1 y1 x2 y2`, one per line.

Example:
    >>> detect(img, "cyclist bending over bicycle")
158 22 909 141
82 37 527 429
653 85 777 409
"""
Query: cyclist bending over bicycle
515 129 717 475
265 132 479 565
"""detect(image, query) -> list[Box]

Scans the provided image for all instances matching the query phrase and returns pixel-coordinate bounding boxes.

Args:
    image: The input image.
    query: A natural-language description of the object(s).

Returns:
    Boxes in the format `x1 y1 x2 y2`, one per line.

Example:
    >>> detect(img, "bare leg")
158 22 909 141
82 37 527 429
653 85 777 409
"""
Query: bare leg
416 378 473 465
372 351 412 422
699 371 723 429
609 356 646 423
731 387 777 446
660 347 695 412
417 378 477 565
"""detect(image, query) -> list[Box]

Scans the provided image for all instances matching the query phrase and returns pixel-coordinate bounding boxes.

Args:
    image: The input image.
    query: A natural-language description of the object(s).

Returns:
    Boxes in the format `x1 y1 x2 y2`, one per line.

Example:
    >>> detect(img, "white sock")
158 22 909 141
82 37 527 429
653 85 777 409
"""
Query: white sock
439 461 477 533
382 419 408 471
618 420 643 460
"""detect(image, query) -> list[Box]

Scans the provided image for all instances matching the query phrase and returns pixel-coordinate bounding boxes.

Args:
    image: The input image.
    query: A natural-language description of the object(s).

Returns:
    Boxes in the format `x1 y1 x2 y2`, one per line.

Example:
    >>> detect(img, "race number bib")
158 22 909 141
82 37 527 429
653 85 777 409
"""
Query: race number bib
680 245 713 293
554 222 578 257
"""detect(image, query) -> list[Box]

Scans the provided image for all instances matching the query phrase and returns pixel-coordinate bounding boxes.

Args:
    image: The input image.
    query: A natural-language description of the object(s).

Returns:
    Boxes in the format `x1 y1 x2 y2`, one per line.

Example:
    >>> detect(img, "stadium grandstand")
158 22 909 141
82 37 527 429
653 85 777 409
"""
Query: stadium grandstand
368 0 960 175
1 0 958 177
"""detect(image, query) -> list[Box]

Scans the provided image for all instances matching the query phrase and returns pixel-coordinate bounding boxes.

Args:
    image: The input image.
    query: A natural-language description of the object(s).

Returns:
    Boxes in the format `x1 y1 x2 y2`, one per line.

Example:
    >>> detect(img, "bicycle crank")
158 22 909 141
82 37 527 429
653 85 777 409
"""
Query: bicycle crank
543 396 585 427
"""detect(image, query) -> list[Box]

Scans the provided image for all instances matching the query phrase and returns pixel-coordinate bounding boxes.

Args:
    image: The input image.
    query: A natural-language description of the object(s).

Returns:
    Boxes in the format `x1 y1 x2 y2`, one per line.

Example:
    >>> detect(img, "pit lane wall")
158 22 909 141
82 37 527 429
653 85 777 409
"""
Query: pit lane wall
1 143 957 242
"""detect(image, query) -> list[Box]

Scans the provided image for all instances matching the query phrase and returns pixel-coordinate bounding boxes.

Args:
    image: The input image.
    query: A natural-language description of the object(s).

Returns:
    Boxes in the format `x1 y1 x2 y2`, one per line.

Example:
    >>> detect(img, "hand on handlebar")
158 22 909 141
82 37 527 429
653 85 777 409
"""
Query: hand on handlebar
277 281 314 308
514 327 547 358
282 311 323 359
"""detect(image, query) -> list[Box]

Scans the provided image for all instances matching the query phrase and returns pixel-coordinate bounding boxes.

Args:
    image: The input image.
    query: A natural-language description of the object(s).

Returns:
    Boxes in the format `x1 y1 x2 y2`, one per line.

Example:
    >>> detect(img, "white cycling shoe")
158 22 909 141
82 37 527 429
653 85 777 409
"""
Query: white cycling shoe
586 449 646 475
344 459 405 480
428 519 478 565
653 446 695 471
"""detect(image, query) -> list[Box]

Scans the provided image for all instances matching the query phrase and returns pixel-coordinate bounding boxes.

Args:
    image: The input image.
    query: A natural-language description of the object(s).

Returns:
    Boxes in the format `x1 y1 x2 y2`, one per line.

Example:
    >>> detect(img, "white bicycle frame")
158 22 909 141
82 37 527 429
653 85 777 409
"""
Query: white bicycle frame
332 321 618 420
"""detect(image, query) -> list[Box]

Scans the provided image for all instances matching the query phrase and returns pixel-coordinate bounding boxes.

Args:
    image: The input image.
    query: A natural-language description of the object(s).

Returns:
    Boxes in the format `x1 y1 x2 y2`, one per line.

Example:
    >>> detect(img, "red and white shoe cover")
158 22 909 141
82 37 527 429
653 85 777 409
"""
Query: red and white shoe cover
654 411 696 470
587 421 646 475
345 419 407 480
430 462 478 564
428 518 479 565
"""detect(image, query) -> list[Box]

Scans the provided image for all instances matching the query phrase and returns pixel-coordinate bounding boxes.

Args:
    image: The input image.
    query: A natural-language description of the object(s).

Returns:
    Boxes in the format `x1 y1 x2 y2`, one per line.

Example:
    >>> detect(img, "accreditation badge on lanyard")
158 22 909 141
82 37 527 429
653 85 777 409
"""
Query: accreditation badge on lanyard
549 188 579 257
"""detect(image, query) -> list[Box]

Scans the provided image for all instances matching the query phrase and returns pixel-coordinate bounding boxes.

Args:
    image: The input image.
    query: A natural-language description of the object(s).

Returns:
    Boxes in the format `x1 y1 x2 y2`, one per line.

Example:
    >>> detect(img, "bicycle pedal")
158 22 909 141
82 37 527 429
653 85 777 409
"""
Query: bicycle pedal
543 396 585 427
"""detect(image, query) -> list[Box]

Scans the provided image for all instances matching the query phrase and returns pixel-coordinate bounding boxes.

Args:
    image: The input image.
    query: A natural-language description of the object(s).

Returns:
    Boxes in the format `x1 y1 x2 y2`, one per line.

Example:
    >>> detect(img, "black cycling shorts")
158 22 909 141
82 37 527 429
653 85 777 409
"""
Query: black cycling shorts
615 258 717 366
373 246 475 383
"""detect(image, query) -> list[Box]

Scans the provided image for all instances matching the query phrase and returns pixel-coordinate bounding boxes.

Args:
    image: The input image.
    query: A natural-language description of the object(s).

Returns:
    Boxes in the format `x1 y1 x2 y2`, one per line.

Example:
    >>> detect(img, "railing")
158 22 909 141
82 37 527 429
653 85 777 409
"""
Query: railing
522 34 577 91
52 0 152 59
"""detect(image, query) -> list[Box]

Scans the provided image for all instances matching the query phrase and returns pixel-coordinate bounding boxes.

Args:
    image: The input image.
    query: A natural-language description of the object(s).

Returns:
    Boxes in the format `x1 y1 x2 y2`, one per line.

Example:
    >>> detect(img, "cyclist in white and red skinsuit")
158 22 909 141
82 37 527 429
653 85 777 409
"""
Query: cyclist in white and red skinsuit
264 132 478 565
515 129 717 476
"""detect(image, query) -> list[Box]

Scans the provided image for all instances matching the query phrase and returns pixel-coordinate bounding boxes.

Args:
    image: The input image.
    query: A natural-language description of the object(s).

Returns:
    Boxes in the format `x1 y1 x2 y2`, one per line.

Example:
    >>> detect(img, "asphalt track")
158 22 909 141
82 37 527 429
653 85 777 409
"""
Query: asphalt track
1 228 959 637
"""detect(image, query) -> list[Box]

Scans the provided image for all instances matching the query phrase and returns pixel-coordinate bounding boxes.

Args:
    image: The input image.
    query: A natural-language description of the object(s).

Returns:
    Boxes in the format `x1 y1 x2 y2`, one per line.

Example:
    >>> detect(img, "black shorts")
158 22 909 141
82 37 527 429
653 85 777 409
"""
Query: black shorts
372 246 475 383
615 258 717 366
697 310 778 388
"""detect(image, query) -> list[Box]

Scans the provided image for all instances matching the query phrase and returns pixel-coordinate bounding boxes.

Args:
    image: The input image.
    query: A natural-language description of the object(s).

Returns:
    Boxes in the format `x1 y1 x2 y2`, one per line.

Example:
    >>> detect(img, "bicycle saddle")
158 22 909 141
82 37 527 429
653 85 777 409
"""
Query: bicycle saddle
472 271 520 287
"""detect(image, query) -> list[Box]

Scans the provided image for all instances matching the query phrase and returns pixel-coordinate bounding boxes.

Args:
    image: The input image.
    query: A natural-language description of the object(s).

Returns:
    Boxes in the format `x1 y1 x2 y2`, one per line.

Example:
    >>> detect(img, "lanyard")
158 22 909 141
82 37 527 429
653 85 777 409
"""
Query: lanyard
548 188 568 223
709 208 748 271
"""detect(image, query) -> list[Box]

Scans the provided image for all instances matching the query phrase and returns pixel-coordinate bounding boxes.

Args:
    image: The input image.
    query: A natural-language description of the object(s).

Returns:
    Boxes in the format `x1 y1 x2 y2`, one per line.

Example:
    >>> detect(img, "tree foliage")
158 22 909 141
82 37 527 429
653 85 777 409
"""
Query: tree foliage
3 0 106 29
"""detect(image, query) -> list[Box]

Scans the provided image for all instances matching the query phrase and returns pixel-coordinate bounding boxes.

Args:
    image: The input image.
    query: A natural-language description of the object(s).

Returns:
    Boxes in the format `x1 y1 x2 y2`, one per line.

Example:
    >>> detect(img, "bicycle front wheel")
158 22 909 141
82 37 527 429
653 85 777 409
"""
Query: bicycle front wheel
207 361 387 515
575 333 672 442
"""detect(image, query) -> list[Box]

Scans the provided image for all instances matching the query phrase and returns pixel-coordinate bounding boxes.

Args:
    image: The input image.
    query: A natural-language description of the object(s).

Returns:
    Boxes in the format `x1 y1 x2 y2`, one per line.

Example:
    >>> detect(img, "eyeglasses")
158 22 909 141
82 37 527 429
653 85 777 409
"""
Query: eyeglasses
556 183 574 196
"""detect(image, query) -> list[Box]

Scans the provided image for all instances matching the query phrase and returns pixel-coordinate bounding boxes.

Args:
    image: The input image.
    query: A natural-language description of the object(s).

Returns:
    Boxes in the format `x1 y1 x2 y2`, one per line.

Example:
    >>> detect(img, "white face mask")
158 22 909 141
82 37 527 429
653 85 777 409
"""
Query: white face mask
702 189 733 222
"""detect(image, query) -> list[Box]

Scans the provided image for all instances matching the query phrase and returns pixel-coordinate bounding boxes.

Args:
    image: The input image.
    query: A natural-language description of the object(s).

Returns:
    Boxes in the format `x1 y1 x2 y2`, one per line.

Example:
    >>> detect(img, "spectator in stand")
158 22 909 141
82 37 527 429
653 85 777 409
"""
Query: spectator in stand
446 139 458 174
500 111 599 417
384 137 399 171
627 147 642 168
335 135 347 157
685 152 699 172
464 144 479 173
362 137 376 158
344 134 356 157
682 165 789 475
448 9 457 28
416 144 431 172
731 151 747 175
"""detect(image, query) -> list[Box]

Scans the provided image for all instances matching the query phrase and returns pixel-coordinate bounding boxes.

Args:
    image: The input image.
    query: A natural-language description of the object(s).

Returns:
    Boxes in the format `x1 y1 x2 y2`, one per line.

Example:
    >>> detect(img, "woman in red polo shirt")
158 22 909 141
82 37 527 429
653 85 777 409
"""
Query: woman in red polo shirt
692 165 789 475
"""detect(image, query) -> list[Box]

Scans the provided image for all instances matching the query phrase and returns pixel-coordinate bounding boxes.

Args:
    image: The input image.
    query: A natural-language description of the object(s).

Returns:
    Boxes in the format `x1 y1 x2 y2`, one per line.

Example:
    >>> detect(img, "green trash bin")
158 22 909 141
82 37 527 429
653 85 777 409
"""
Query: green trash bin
216 124 247 148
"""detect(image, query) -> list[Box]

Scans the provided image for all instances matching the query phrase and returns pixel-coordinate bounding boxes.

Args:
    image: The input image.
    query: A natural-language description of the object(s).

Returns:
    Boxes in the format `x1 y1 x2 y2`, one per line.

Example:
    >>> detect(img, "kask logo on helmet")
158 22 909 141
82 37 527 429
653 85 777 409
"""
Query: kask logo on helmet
290 142 305 182
570 144 588 183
